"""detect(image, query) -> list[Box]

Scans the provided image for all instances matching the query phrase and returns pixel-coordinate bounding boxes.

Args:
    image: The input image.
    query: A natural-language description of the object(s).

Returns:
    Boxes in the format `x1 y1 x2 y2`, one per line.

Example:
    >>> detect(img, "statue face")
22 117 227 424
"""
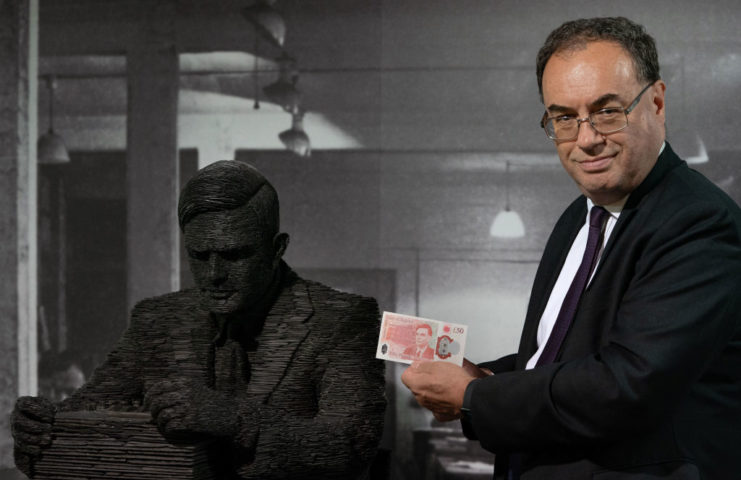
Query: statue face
183 203 278 316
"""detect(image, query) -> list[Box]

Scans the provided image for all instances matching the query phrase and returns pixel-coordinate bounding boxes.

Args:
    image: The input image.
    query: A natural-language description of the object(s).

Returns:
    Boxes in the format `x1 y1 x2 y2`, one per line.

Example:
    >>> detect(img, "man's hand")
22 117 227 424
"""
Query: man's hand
11 396 56 477
462 358 493 378
144 379 239 442
401 361 476 422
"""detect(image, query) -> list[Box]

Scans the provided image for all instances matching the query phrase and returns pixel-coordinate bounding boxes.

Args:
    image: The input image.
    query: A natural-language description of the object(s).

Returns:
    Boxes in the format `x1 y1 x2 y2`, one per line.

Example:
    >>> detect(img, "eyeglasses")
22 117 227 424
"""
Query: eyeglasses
540 82 654 141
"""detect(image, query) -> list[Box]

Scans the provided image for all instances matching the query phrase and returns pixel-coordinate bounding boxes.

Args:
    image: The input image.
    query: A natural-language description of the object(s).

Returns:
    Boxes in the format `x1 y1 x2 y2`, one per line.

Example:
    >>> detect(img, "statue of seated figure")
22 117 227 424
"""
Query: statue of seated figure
12 160 386 479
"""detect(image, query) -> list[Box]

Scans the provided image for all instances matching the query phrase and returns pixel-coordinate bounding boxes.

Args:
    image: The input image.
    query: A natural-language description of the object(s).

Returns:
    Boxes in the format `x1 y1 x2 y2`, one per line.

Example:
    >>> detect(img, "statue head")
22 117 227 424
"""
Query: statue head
178 161 289 317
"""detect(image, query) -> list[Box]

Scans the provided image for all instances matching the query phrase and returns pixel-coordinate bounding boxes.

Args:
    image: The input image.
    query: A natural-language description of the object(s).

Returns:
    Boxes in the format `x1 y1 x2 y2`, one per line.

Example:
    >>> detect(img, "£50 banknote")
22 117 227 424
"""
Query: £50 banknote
376 311 467 366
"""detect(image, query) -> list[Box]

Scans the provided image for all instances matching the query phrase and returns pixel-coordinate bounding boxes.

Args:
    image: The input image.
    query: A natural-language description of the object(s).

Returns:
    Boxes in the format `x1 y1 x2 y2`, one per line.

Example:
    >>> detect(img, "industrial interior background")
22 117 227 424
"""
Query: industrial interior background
1 0 739 478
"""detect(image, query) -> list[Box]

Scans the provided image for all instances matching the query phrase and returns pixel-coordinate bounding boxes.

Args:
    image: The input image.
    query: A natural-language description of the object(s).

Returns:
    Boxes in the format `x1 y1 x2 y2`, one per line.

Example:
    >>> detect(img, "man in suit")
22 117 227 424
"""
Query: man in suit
402 323 435 360
12 160 386 479
402 17 741 479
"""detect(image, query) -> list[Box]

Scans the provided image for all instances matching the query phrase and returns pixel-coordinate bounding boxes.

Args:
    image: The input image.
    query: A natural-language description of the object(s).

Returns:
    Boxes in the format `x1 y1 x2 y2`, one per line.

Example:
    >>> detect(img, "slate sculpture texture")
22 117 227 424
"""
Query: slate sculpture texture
12 160 386 479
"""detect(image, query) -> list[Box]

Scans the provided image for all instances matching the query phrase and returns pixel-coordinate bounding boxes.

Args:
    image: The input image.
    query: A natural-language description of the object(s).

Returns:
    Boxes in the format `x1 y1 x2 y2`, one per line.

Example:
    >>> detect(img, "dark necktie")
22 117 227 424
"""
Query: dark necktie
506 207 609 480
536 206 608 366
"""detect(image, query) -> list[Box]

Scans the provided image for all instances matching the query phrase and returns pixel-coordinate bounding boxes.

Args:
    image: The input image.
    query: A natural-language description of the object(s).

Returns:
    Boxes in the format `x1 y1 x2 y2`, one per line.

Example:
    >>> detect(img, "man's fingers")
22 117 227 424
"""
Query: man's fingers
432 411 461 422
412 391 460 422
402 360 475 422
400 362 427 390
462 358 491 378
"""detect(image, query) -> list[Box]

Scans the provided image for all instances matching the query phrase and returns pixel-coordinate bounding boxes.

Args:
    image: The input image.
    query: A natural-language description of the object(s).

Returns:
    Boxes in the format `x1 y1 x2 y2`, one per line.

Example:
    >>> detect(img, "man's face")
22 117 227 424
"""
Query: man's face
415 327 431 349
184 203 279 316
541 41 666 205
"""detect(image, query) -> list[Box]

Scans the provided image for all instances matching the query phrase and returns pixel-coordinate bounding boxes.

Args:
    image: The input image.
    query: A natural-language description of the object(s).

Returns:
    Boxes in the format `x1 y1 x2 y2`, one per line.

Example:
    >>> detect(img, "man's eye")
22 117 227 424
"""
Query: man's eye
554 115 576 124
595 107 622 117
188 250 208 261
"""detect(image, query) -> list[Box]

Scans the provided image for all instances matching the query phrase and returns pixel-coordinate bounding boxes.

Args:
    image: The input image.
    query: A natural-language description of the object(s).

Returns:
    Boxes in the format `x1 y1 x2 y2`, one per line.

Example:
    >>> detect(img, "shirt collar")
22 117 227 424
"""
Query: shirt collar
587 196 627 219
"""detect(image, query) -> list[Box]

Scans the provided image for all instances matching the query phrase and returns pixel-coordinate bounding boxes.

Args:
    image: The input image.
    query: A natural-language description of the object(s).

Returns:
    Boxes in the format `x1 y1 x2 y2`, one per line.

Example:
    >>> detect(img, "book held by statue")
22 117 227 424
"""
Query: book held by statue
34 410 215 479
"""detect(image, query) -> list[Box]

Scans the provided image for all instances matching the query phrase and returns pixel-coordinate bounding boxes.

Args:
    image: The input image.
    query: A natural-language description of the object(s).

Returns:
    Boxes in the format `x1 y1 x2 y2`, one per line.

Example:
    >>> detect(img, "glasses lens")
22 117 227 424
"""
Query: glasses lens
591 109 628 134
545 109 629 140
546 118 577 140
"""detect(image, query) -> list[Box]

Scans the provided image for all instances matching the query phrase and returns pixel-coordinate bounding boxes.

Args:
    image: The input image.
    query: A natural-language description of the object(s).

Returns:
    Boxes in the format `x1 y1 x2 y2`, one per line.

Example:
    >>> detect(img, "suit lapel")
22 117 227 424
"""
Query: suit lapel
591 143 683 277
247 272 314 404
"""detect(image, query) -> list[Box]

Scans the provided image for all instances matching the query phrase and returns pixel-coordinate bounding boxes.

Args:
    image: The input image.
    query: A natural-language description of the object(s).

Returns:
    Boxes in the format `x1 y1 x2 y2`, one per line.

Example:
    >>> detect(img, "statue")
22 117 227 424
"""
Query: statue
11 160 386 479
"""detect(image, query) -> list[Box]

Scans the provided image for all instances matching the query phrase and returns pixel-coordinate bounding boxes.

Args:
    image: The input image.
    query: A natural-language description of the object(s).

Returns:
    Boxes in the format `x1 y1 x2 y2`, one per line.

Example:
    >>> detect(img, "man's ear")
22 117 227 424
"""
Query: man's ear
652 80 667 119
272 232 289 267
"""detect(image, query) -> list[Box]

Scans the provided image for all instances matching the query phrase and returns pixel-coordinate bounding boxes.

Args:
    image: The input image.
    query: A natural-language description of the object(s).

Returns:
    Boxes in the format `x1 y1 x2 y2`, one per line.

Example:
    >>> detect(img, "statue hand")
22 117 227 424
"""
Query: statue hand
11 396 56 477
144 379 239 442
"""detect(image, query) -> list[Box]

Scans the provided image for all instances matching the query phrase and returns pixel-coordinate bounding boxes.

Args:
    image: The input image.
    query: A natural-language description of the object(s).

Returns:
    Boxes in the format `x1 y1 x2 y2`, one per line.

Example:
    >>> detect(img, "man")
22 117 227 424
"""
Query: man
12 161 386 479
402 323 435 360
402 17 741 479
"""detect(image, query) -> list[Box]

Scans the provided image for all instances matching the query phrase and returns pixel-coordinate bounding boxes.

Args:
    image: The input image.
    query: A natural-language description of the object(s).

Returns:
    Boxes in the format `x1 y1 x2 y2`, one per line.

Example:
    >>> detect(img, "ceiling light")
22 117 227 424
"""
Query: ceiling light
490 161 525 238
38 75 70 164
263 53 301 113
242 1 286 48
279 111 311 157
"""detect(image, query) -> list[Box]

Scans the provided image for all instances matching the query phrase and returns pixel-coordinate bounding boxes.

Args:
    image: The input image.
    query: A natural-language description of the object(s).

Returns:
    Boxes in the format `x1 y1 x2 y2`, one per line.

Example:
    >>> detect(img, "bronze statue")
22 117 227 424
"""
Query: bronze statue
12 160 386 479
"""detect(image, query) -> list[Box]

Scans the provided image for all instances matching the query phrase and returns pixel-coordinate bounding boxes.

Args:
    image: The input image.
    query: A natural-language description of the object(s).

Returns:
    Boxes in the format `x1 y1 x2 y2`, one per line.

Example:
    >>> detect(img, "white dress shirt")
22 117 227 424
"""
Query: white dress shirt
525 198 625 369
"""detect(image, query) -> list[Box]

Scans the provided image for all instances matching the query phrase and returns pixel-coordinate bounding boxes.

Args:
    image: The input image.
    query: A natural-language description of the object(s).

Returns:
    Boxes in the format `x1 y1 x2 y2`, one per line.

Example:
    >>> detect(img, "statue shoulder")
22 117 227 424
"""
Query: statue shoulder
296 277 380 337
130 289 203 323
300 277 378 312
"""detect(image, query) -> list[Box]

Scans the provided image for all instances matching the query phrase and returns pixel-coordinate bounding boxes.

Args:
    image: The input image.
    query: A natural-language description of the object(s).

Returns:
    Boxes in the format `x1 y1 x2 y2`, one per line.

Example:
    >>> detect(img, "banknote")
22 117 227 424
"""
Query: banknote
376 311 467 366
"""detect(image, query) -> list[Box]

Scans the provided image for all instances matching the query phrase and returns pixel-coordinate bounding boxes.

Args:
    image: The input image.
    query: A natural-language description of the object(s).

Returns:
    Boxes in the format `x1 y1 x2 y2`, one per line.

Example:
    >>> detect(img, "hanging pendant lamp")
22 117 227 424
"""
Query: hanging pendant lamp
242 1 286 48
38 75 70 164
490 161 525 238
279 110 311 157
263 53 301 112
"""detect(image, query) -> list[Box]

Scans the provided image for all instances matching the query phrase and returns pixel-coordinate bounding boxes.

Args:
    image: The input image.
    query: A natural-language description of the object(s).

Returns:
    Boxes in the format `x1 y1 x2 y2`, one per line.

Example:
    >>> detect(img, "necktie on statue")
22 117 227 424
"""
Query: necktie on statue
537 205 609 366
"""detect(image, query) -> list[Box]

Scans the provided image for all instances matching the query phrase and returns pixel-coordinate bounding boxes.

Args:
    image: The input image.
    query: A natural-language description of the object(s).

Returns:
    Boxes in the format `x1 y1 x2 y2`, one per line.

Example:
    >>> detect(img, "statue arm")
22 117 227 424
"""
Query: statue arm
59 302 150 412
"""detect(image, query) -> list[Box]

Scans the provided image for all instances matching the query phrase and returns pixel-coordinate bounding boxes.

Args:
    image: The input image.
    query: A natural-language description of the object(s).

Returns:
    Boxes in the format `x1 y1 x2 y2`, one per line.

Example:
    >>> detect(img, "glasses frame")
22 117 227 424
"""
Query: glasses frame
540 82 655 141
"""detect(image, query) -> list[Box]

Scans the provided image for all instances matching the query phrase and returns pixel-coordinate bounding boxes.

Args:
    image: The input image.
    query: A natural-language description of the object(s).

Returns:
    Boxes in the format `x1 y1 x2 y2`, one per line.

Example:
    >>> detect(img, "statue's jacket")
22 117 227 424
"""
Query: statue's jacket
61 264 387 479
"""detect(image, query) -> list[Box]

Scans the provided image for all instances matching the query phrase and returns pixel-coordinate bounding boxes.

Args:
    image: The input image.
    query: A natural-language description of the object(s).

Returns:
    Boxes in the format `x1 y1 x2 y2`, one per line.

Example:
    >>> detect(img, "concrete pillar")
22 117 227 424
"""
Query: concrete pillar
0 0 38 467
126 1 179 312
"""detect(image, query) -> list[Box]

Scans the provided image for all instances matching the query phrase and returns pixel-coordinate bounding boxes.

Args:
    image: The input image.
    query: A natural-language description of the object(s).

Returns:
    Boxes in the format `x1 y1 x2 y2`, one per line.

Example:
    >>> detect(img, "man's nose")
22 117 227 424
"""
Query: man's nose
575 117 605 149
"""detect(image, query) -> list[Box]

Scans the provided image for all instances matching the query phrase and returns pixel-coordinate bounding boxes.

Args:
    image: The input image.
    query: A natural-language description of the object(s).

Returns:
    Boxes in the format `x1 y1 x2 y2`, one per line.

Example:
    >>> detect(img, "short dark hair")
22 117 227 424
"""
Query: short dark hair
536 17 660 101
177 160 280 237
416 323 432 336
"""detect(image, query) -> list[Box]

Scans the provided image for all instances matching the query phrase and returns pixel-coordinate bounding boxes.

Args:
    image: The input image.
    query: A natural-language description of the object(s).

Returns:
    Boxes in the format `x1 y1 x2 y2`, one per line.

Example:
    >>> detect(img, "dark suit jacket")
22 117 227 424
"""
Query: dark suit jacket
61 265 386 479
465 144 741 479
